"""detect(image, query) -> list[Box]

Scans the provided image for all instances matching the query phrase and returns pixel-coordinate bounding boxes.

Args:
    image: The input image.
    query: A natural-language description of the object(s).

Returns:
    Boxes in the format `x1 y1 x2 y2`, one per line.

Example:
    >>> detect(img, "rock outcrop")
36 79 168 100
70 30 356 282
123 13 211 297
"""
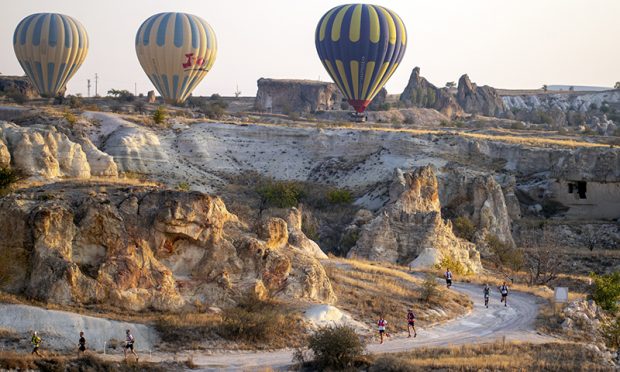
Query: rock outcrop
400 67 463 118
456 74 506 116
0 75 40 99
438 165 516 248
255 78 344 113
0 122 118 179
0 184 335 311
348 166 482 273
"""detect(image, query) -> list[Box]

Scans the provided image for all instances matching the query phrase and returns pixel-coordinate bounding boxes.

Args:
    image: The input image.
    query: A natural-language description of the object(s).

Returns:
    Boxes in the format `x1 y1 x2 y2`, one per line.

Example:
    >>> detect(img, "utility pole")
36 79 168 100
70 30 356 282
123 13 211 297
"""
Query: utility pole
134 82 137 96
87 79 91 97
94 73 98 97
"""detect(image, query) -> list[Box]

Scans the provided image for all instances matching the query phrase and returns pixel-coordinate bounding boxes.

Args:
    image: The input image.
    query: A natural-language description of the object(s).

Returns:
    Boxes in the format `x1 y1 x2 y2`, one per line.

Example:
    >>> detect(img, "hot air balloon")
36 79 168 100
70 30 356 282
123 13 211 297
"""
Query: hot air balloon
135 13 217 105
315 4 407 116
13 13 89 97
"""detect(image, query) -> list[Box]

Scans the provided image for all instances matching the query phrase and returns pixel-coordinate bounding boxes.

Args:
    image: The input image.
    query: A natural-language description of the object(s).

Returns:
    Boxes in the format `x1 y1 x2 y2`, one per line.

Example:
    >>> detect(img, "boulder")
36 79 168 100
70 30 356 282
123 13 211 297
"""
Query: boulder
456 74 506 116
0 184 336 311
348 166 482 273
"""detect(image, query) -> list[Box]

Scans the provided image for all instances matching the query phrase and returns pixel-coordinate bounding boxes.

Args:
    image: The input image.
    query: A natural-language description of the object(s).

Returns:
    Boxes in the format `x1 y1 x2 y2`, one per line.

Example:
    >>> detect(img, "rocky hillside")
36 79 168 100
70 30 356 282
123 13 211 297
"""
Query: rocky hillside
0 183 334 311
348 166 482 273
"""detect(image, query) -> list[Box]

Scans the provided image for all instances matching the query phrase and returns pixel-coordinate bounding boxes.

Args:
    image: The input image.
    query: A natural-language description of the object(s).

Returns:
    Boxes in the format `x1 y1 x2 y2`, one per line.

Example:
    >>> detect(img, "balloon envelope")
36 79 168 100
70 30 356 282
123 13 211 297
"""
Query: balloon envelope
315 4 407 113
13 13 89 97
136 12 217 104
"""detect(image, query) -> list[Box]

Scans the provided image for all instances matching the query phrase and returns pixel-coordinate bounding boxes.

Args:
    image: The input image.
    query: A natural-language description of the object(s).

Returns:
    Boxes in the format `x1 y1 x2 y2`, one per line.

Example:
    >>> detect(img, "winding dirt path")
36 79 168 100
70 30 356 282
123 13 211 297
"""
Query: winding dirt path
134 282 555 371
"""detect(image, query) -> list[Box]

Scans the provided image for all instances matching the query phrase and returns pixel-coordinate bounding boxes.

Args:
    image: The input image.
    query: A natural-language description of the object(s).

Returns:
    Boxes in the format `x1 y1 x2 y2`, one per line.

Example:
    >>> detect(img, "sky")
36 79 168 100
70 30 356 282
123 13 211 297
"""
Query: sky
1 0 619 97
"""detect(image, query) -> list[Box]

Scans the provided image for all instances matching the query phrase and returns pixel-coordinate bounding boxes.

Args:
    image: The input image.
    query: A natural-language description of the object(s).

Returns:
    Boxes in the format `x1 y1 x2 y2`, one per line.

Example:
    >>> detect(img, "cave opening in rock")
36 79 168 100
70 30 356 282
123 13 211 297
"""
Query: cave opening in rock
577 181 587 199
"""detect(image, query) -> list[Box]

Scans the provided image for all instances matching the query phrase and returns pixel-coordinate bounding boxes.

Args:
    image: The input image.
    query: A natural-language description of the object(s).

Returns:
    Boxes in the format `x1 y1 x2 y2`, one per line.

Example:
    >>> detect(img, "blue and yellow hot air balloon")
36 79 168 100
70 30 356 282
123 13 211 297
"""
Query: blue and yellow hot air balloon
136 13 217 105
13 13 89 97
315 4 407 113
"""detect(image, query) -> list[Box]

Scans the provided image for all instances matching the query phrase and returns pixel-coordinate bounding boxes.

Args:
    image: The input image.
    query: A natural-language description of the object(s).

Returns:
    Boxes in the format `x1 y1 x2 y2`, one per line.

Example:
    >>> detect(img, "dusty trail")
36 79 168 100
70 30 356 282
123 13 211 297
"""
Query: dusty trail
111 281 555 371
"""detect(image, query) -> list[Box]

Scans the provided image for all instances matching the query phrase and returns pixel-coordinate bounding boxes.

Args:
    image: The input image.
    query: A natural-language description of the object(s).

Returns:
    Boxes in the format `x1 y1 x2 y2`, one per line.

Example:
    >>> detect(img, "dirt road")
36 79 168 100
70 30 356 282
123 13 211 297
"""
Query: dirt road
165 282 554 370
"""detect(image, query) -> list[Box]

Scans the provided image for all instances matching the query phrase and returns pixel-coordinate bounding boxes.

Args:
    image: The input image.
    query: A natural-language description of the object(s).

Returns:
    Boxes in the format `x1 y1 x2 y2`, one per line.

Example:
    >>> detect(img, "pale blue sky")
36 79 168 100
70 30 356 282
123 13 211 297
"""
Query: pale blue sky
1 0 618 97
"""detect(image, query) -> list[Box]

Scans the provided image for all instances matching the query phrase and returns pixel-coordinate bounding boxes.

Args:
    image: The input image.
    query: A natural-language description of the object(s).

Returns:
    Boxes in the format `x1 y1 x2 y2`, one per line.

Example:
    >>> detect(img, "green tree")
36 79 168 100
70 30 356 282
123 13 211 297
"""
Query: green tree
615 82 620 89
445 81 456 89
590 272 620 312
452 216 476 241
107 89 135 102
542 84 548 92
152 106 166 125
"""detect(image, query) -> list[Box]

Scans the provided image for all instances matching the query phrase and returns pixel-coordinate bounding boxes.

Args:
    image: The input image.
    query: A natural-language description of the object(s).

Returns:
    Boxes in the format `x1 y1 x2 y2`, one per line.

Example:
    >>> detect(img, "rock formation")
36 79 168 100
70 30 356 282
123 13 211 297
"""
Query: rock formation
366 88 388 111
438 165 516 248
348 166 482 273
254 78 344 113
400 67 463 118
0 75 40 99
0 122 117 178
0 184 335 311
456 74 506 116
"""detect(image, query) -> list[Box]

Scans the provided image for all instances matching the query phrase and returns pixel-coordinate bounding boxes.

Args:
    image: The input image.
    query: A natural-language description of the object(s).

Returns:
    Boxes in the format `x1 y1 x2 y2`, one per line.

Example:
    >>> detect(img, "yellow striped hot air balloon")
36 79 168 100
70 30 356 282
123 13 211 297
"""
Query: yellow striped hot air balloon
315 4 407 114
13 13 89 97
135 12 217 105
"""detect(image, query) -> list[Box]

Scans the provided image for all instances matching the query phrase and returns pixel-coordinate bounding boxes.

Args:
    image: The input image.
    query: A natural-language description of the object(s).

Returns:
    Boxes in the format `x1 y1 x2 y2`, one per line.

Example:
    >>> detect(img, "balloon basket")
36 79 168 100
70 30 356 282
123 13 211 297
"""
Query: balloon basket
349 112 368 123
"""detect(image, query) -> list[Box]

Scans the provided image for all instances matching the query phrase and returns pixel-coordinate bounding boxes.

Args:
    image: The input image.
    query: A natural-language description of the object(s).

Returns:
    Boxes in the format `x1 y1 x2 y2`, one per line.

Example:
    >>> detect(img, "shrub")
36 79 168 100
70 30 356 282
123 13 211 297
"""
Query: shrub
601 317 620 350
257 180 304 209
217 300 289 344
201 94 228 119
435 256 467 276
326 188 353 205
152 106 167 125
0 167 23 189
66 94 82 109
419 272 440 303
370 355 413 372
134 100 146 114
486 234 523 271
63 110 78 125
590 272 620 312
177 182 190 191
307 325 365 370
452 216 476 241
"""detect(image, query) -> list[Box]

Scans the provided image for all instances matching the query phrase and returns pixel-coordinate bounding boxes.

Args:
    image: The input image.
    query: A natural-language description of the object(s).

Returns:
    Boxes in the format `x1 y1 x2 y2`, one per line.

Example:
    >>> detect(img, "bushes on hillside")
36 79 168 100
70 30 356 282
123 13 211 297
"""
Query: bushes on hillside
452 216 476 242
0 167 23 189
307 325 365 370
419 272 440 304
590 272 620 312
486 234 523 271
326 188 353 205
257 180 305 209
152 106 166 125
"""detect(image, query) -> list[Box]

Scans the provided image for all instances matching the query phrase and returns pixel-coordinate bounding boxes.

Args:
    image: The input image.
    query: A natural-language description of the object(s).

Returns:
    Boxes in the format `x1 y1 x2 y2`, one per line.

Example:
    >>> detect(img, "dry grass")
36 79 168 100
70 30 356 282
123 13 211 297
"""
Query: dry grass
325 258 472 329
371 341 611 371
0 351 178 371
155 299 306 351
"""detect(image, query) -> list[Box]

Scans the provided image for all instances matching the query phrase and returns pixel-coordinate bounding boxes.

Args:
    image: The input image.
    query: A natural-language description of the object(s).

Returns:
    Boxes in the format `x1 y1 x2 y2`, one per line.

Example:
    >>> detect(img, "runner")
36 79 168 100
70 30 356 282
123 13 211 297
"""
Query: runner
124 329 139 362
483 284 491 308
445 268 453 288
31 331 42 357
406 309 417 338
377 315 388 344
78 331 86 357
500 282 509 307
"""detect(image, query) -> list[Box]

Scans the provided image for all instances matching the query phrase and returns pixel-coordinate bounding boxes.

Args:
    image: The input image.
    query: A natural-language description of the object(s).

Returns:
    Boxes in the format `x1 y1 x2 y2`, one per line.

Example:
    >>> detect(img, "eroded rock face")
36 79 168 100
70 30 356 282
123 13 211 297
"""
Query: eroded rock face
400 67 463 118
438 165 516 248
348 166 482 273
0 184 335 311
0 75 40 99
255 78 344 113
0 122 118 179
456 74 506 116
